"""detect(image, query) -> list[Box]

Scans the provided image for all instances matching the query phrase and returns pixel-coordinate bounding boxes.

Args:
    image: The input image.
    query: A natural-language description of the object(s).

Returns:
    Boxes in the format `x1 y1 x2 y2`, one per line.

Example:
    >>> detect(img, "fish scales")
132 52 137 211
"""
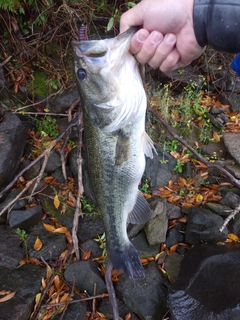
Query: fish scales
72 27 156 279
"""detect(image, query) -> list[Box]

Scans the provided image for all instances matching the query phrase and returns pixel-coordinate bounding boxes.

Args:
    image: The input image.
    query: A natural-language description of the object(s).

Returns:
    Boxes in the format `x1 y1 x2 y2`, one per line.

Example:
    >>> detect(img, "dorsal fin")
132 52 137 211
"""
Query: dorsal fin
127 192 155 225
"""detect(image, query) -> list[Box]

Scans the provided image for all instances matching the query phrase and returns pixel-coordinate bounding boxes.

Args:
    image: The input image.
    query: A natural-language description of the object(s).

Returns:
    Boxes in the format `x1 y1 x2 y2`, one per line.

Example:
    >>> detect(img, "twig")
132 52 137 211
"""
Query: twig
220 203 240 232
72 112 84 260
148 105 240 188
105 260 120 320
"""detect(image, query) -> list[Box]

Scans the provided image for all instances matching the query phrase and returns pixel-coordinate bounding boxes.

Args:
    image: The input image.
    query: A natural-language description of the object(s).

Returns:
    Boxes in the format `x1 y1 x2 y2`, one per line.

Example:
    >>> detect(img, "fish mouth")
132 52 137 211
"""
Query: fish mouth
72 26 140 59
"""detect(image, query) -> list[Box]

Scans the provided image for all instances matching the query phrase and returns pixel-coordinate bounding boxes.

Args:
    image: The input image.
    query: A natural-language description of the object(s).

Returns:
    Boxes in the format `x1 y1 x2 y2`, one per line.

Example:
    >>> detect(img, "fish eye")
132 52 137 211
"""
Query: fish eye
77 68 87 81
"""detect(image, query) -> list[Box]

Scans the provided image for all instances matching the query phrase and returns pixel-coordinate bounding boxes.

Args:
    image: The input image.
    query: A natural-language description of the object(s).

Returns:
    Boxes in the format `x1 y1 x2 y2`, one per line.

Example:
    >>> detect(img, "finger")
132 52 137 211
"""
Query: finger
159 48 181 72
120 3 145 33
148 33 176 69
129 29 149 55
135 31 164 64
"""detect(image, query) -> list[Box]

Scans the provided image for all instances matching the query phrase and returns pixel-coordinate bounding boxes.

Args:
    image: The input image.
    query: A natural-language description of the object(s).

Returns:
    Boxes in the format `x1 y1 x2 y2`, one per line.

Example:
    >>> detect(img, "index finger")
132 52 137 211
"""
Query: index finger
120 3 144 33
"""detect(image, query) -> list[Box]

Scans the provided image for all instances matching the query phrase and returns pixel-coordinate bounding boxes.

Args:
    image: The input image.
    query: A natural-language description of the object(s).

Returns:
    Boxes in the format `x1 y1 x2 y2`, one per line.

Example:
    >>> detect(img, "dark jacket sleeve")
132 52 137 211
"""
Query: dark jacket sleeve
193 0 240 53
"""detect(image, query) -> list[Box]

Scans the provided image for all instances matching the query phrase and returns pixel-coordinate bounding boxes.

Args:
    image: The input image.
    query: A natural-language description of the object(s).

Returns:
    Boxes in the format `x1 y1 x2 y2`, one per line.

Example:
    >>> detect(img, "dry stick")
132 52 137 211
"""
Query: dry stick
59 98 80 181
0 178 37 217
105 260 120 320
219 203 240 232
148 105 240 188
148 105 240 231
72 112 84 260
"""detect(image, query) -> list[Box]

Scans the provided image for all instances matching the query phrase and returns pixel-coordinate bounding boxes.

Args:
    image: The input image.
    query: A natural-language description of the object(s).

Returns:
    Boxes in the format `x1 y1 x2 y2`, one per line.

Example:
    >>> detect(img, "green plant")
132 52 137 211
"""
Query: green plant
16 228 28 259
139 178 151 194
164 139 179 152
36 115 59 138
80 196 100 217
94 233 107 258
174 159 184 173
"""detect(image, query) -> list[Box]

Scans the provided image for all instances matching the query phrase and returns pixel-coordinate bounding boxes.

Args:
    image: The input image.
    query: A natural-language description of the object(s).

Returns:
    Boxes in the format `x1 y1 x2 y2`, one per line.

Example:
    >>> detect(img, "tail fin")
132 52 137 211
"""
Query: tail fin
107 243 145 280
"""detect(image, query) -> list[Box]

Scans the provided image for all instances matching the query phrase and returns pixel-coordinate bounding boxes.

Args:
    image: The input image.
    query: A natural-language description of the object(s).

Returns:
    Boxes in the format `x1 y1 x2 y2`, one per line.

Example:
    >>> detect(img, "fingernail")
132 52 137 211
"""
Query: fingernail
165 33 176 44
137 30 148 42
151 31 163 44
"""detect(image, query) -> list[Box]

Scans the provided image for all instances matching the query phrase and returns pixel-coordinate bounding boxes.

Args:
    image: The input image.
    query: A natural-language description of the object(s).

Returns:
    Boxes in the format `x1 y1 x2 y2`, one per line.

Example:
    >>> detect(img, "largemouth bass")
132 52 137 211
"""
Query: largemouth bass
72 27 155 280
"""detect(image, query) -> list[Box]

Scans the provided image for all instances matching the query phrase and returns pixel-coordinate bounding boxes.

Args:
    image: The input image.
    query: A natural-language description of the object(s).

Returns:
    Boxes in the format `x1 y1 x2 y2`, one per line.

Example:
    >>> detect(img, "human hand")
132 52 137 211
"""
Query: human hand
120 0 205 72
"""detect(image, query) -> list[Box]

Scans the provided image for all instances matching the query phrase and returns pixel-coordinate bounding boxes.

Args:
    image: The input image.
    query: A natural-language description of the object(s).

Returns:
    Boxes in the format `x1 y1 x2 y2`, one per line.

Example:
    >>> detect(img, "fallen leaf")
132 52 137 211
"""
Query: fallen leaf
0 291 16 302
43 223 55 232
228 233 239 241
33 236 43 251
53 194 60 209
82 250 91 260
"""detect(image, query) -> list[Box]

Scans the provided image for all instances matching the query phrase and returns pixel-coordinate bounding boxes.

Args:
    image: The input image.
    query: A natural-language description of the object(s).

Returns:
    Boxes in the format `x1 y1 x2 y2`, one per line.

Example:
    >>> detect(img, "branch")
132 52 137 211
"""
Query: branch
148 105 240 188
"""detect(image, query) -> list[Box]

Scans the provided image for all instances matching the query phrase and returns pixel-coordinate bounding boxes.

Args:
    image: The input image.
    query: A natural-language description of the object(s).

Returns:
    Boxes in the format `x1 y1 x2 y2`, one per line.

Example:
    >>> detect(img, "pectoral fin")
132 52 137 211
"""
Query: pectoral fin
115 131 130 166
127 192 155 225
142 131 157 159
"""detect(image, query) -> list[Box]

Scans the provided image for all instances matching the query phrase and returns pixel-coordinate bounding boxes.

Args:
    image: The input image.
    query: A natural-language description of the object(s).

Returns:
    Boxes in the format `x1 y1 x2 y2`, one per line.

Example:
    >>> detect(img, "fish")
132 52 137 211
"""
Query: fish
72 27 156 280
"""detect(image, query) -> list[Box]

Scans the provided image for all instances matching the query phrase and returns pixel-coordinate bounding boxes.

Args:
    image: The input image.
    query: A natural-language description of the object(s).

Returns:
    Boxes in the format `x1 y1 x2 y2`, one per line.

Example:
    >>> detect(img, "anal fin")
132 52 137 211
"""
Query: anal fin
127 192 155 225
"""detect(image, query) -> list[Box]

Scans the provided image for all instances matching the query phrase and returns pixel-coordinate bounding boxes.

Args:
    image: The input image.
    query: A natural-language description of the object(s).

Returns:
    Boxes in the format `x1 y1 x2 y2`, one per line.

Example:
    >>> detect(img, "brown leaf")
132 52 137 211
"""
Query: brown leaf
0 291 16 302
82 250 91 260
53 194 60 209
43 223 55 232
33 236 43 251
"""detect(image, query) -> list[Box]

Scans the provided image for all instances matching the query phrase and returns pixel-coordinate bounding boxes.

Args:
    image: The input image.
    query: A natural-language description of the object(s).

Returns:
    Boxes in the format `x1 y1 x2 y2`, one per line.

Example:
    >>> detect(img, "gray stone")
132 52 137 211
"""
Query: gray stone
52 294 86 320
77 215 104 242
22 158 41 180
199 141 226 160
115 261 169 320
0 189 27 220
0 264 45 320
223 133 240 165
144 146 177 189
0 113 26 190
99 297 139 320
47 88 79 113
164 252 183 283
132 232 160 259
219 191 240 209
44 150 61 173
169 244 240 320
9 205 43 229
205 202 232 217
165 223 185 248
0 225 23 268
64 260 106 295
144 198 168 245
166 202 183 220
80 239 103 258
27 220 66 260
226 164 240 179
185 208 228 245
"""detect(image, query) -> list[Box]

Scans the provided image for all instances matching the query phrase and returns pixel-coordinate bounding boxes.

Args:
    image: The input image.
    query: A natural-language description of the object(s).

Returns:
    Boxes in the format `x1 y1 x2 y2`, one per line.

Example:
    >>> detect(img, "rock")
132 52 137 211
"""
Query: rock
164 252 183 283
199 141 226 160
22 158 41 180
144 197 168 245
223 133 240 165
224 92 240 113
144 146 177 189
115 261 169 320
205 202 232 217
64 260 106 295
226 164 240 179
52 294 86 320
0 264 45 320
0 113 26 190
9 205 43 229
166 202 183 220
27 220 66 260
165 223 185 249
0 225 23 268
99 296 139 320
219 191 240 208
185 208 228 245
169 244 240 320
77 215 104 242
228 213 240 237
81 239 103 259
132 232 160 259
47 88 79 113
44 150 61 173
0 189 27 220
